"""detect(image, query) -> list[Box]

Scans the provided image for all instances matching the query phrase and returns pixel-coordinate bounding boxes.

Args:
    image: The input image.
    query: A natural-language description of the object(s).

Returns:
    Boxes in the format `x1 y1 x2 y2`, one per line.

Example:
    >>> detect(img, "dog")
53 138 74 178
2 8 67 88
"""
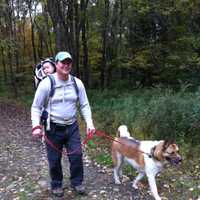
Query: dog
111 125 182 200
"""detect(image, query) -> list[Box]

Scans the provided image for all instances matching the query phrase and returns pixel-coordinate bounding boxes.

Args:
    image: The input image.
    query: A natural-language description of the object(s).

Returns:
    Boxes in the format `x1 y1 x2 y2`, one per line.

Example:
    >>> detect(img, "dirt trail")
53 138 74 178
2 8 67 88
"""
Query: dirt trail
0 101 198 200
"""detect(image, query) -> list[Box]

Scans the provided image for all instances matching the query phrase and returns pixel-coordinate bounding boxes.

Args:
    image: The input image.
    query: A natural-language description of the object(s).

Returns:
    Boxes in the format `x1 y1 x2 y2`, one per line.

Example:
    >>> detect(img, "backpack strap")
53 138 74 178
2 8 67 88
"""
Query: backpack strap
47 74 79 99
48 74 56 97
43 74 56 131
71 75 79 98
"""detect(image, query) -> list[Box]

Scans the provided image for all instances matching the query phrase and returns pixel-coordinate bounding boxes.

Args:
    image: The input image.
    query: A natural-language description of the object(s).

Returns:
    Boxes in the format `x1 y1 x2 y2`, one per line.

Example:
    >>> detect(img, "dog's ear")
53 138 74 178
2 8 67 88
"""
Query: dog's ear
163 139 175 151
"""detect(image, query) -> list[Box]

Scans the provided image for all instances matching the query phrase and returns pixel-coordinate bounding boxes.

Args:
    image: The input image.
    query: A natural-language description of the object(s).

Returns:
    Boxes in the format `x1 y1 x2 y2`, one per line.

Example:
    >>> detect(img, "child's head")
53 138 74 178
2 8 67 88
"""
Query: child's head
42 61 55 75
34 58 56 88
41 58 56 75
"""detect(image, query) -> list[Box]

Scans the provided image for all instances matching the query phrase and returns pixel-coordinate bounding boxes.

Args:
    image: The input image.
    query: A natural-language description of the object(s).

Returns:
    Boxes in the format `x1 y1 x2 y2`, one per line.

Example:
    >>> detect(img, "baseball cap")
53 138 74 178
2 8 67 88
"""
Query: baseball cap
55 51 72 62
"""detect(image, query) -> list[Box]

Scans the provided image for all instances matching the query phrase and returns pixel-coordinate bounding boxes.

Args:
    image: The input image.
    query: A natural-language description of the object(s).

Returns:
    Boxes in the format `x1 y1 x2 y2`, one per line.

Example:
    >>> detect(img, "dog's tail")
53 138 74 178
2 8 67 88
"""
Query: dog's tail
117 125 130 137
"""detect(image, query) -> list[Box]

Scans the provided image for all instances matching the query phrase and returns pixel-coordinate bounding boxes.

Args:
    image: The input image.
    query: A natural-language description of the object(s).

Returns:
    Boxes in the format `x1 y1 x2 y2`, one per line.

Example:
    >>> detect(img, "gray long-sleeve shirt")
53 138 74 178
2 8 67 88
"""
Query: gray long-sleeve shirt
31 73 94 129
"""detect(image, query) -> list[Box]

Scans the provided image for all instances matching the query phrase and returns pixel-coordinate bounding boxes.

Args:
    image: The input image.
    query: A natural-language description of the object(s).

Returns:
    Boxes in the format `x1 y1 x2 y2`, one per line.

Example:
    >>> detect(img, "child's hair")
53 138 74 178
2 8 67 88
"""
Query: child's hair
34 57 56 88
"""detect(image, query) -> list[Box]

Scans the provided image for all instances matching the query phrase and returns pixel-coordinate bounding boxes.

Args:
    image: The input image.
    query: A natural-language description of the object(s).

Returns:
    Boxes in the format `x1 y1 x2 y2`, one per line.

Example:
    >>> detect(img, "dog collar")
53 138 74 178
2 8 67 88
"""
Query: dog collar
150 146 161 161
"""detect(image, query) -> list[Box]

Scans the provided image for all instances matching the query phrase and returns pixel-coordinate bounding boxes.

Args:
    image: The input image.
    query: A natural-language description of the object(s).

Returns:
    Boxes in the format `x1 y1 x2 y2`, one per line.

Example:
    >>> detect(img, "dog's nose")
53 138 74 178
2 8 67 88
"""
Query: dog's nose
176 156 182 164
173 156 182 165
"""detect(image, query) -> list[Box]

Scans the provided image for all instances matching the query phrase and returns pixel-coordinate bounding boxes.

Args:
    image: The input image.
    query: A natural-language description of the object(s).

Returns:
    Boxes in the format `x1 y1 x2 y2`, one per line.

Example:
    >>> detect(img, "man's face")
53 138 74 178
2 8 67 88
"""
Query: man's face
56 58 72 76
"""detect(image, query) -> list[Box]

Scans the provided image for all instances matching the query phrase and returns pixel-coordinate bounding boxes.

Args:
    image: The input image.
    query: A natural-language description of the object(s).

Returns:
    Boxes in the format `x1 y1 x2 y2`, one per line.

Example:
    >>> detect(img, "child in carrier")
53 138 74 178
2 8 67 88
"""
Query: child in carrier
34 58 56 132
34 57 56 88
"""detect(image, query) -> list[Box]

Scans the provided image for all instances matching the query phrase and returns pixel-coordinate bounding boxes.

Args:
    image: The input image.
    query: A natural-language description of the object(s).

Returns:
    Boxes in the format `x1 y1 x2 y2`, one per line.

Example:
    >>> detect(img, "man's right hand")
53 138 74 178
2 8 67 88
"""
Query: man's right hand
32 125 43 139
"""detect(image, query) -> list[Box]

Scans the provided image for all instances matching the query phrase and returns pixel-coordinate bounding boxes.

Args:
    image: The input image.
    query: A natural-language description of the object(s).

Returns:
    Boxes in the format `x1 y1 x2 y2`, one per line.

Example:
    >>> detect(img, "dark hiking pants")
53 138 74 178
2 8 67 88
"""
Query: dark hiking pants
45 121 83 189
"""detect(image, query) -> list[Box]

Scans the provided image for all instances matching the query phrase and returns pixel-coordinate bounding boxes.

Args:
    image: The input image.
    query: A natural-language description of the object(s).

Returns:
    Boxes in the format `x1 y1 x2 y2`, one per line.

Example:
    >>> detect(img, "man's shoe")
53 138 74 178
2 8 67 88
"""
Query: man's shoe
51 188 64 197
72 185 86 195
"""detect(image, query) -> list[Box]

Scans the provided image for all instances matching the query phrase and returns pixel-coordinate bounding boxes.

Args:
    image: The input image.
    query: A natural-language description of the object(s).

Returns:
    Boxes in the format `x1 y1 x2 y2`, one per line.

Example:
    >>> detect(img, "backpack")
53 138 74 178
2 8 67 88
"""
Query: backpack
34 58 56 89
40 74 79 125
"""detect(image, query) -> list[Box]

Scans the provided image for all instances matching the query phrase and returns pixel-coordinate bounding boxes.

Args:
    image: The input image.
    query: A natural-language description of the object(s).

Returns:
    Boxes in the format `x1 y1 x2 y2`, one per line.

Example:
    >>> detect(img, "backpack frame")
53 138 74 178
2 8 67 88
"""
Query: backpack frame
34 58 56 89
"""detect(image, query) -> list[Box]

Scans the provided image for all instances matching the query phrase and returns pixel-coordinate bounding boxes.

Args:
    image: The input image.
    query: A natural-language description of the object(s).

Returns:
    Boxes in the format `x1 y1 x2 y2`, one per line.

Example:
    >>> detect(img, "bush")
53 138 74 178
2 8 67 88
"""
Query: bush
90 87 200 145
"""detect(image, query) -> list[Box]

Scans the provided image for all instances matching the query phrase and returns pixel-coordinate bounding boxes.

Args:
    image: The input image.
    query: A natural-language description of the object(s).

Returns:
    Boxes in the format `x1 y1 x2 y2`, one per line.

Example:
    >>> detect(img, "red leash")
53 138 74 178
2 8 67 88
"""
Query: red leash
44 134 92 155
43 130 152 157
95 130 152 157
43 131 107 155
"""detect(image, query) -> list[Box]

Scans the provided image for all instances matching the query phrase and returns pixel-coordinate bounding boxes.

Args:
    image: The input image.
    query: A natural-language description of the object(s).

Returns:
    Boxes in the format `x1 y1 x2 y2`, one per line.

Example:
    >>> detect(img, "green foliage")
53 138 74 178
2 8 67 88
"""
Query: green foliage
94 153 112 167
135 89 200 143
1 0 200 90
90 87 200 145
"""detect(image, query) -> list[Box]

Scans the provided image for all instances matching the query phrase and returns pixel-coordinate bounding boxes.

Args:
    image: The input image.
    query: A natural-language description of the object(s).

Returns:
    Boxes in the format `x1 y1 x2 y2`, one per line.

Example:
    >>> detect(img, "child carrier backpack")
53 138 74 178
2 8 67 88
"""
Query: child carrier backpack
34 57 56 89
40 74 79 125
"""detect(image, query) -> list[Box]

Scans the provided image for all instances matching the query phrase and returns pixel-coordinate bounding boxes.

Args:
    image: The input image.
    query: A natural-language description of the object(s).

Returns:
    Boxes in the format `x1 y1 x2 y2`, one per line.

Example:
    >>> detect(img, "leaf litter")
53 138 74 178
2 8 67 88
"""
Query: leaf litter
0 101 199 200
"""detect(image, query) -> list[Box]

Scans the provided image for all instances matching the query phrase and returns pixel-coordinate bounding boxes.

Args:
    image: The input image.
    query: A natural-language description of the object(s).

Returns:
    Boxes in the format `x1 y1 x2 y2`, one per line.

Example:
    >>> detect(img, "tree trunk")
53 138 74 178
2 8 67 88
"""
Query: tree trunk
74 0 80 77
5 0 18 97
29 5 37 64
80 0 89 87
101 0 109 89
12 0 20 73
1 47 7 83
47 0 67 51
43 5 54 56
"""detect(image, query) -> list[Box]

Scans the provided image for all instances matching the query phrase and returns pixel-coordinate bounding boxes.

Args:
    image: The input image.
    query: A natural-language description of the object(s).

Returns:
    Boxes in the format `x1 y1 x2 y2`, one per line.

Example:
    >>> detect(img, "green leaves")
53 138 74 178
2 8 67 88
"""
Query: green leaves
90 87 200 145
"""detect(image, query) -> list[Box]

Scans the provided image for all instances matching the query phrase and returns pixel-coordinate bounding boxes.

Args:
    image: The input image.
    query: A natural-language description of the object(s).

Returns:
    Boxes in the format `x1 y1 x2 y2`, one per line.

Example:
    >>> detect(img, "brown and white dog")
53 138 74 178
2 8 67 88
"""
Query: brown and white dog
111 125 182 200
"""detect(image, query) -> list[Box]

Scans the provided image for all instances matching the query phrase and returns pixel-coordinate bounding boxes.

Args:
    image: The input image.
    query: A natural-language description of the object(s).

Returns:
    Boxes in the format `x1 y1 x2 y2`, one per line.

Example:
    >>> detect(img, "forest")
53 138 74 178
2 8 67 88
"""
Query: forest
1 0 200 94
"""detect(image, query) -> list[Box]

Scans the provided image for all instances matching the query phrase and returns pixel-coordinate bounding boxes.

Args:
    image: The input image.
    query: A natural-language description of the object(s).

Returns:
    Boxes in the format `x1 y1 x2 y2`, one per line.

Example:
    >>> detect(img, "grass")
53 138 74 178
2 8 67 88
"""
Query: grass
95 153 113 166
90 87 200 144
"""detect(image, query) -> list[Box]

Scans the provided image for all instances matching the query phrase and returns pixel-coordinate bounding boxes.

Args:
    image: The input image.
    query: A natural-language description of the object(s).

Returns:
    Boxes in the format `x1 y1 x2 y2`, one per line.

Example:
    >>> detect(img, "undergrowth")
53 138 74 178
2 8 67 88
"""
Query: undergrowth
89 87 200 146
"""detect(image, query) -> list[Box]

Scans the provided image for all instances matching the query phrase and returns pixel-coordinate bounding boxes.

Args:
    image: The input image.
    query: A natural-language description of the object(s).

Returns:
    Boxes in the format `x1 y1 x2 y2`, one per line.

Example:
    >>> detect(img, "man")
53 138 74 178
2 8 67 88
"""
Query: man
31 51 95 197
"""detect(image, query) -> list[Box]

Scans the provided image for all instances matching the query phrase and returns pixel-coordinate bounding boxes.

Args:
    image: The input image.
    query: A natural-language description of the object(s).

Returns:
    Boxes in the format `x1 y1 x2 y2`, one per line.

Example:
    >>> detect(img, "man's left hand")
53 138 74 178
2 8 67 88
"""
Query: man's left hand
86 127 96 139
